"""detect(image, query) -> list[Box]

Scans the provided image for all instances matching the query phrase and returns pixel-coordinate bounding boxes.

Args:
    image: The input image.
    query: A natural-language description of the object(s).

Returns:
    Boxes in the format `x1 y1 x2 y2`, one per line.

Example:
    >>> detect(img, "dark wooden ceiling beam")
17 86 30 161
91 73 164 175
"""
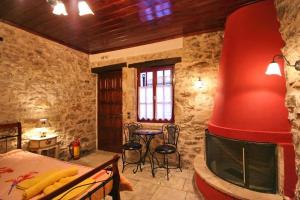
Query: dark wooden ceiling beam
2 1 46 23
88 21 224 53
83 0 221 31
0 0 262 53
85 11 223 42
89 29 185 53
88 19 225 53
79 1 229 38
0 19 89 53
89 0 131 11
89 28 224 54
0 0 30 17
45 0 219 39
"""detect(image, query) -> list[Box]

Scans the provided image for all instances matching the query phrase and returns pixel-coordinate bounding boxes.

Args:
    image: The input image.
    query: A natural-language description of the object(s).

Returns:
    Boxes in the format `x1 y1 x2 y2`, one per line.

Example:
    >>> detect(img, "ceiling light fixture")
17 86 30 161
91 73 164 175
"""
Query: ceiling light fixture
266 54 300 76
53 1 68 16
47 0 68 16
78 0 94 16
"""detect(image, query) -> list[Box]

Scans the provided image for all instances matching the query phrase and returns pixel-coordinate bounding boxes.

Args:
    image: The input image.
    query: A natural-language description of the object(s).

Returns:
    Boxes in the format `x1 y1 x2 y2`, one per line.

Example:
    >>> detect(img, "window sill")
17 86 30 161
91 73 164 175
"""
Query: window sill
137 119 174 124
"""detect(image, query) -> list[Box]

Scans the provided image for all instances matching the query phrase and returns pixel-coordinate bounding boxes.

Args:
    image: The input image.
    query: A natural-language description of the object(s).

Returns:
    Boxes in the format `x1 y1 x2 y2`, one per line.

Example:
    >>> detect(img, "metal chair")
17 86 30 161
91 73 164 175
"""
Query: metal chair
122 122 143 173
152 124 182 180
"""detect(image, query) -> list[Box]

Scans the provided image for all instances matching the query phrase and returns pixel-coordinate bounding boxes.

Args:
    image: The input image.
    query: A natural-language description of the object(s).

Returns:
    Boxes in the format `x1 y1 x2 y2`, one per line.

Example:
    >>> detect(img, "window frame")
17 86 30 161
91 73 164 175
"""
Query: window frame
137 65 175 123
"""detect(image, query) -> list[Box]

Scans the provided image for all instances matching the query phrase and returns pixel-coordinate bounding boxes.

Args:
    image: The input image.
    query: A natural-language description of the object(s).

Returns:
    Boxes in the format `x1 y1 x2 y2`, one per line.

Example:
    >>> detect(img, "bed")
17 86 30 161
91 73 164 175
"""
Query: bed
0 122 121 200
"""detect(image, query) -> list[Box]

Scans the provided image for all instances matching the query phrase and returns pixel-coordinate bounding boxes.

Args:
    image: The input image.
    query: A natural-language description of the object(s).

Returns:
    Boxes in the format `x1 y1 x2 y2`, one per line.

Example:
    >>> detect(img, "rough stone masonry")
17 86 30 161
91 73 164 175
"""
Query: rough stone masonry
0 22 96 157
275 0 300 198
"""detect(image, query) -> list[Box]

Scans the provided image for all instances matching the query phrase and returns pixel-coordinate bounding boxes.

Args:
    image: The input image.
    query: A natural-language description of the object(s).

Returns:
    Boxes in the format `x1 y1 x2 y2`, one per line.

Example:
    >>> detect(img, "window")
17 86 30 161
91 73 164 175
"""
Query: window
138 66 174 122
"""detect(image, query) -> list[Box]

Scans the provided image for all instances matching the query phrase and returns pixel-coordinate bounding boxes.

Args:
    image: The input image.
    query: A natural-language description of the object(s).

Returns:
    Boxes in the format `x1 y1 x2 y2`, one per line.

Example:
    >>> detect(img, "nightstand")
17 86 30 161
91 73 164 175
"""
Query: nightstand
28 134 59 158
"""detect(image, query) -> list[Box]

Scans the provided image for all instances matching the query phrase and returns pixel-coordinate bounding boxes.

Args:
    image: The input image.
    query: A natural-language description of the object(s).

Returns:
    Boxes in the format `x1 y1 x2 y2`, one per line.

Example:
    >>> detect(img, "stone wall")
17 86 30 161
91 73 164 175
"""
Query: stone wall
0 22 96 156
90 32 223 168
0 21 223 168
275 0 300 198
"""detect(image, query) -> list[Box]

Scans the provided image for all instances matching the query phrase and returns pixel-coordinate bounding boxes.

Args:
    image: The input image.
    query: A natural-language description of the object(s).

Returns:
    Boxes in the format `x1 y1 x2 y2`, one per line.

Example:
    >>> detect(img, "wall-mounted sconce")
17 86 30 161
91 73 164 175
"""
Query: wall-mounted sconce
265 54 300 76
37 119 50 138
195 77 204 89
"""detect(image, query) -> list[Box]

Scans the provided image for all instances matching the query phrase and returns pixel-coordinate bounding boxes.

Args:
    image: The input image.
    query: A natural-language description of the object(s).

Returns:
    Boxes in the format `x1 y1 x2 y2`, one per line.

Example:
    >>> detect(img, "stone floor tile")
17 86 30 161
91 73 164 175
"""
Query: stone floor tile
129 181 159 200
169 169 195 180
185 192 203 200
156 175 186 190
151 186 187 200
183 178 197 193
126 177 140 187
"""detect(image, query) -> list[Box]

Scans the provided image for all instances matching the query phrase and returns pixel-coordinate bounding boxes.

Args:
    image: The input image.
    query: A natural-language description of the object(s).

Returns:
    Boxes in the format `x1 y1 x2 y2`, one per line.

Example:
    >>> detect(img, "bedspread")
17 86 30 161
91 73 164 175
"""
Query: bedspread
0 150 112 200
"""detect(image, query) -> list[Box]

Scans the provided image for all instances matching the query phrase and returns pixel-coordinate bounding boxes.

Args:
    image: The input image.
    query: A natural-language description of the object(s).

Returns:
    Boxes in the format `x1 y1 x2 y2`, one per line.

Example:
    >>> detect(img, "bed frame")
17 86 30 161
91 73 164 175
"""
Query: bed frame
0 122 121 200
0 122 22 151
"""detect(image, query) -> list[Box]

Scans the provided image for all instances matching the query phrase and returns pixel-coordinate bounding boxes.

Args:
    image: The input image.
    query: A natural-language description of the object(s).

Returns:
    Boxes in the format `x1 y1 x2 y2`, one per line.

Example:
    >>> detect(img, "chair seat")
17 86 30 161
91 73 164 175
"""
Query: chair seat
122 142 142 150
155 144 177 154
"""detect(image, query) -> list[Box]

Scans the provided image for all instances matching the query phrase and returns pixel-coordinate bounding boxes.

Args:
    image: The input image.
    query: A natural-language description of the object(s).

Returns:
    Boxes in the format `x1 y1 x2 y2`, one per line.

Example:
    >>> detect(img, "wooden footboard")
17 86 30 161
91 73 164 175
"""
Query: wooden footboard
40 154 121 200
0 122 22 152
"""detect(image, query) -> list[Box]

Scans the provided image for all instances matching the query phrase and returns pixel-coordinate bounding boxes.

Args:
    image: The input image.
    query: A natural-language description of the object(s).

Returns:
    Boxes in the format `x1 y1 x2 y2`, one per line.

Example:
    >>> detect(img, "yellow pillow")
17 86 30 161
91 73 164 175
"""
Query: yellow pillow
17 170 57 190
23 168 78 200
43 176 77 195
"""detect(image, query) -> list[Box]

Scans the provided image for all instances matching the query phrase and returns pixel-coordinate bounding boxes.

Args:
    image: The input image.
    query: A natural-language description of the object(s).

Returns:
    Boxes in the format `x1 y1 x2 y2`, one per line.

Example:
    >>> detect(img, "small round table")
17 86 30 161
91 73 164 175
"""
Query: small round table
133 129 163 170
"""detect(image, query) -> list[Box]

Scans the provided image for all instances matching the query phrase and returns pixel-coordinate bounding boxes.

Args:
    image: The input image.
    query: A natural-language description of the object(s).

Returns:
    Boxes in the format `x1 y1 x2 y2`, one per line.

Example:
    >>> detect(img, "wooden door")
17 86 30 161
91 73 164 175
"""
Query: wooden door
98 70 122 153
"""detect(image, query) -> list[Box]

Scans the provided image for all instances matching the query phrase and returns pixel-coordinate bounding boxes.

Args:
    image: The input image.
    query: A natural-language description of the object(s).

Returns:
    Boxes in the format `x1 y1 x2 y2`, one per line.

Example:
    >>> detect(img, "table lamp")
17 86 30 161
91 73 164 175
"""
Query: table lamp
37 118 50 138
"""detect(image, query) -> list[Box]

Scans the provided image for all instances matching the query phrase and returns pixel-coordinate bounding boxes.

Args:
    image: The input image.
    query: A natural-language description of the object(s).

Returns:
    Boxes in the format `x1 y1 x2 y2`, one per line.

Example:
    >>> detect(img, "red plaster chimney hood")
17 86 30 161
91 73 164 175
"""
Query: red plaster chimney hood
208 0 291 143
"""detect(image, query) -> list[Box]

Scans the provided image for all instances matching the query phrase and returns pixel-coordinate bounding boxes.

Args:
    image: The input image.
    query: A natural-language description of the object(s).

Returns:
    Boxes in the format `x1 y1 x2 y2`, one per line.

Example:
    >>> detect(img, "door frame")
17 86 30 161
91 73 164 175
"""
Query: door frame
92 63 127 152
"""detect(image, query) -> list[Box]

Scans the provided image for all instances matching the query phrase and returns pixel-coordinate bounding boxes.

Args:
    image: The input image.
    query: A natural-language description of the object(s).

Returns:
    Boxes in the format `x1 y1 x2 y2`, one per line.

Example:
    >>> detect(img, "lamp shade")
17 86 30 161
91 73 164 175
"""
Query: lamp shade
265 62 282 76
37 119 50 128
52 1 68 15
78 1 94 16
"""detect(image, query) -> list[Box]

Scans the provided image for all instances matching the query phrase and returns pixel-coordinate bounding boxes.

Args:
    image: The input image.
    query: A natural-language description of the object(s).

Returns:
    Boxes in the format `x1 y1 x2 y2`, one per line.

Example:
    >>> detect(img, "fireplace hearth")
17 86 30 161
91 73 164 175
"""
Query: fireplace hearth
205 130 277 194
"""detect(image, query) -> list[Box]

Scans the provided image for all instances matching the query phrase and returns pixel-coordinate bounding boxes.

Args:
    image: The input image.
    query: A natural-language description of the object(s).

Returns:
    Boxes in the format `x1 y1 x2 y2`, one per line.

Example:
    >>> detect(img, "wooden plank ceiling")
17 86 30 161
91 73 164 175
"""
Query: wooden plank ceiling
0 0 260 54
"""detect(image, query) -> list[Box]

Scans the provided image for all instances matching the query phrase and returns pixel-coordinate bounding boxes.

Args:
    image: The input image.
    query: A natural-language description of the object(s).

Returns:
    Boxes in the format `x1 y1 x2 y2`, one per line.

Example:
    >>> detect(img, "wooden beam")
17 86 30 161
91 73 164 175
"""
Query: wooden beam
128 57 181 68
91 63 127 74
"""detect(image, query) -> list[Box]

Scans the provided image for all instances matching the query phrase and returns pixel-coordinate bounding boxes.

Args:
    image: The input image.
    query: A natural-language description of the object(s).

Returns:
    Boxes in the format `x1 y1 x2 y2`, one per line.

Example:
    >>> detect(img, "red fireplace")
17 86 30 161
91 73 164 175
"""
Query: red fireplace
194 0 297 199
206 130 277 194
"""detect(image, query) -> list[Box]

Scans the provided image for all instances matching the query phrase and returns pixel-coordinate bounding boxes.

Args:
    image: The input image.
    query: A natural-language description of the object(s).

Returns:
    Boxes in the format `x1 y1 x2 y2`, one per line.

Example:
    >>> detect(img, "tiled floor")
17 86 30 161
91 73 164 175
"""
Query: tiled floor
71 151 204 200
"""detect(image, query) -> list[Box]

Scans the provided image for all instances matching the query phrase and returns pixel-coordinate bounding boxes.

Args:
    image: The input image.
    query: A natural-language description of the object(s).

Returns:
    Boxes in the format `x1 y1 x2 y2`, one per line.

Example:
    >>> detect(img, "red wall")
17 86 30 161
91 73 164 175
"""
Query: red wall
209 0 291 137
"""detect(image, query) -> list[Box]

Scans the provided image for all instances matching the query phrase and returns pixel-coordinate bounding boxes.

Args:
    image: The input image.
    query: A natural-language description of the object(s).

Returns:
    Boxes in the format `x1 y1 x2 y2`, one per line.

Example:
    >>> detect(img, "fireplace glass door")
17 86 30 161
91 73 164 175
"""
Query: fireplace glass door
206 130 277 194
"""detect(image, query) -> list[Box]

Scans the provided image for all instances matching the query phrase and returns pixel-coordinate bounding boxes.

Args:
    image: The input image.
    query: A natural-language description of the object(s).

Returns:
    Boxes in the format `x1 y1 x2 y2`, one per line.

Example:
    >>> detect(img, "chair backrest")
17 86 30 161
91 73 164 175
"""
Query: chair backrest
162 124 180 147
123 122 142 143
